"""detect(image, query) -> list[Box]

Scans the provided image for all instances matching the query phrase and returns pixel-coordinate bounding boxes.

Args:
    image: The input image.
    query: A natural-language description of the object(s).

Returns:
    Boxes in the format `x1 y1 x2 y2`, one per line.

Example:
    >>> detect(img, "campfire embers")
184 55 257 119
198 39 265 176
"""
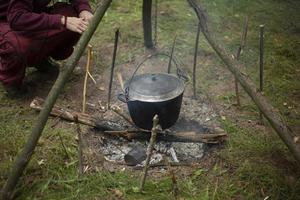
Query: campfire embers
86 96 223 169
97 125 206 165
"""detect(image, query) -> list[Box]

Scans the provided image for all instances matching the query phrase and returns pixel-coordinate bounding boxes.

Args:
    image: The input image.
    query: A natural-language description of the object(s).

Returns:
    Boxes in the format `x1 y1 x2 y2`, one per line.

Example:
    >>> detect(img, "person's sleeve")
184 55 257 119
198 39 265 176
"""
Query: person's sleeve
7 0 63 31
72 0 92 13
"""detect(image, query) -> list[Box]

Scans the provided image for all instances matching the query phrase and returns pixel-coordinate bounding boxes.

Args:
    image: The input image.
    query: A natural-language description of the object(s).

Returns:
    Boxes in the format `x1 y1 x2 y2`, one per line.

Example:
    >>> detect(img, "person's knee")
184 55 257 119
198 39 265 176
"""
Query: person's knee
1 33 28 64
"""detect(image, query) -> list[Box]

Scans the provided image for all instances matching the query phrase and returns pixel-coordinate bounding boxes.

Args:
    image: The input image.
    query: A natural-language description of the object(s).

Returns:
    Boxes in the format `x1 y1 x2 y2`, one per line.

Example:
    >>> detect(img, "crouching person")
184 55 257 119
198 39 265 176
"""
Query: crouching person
0 0 93 97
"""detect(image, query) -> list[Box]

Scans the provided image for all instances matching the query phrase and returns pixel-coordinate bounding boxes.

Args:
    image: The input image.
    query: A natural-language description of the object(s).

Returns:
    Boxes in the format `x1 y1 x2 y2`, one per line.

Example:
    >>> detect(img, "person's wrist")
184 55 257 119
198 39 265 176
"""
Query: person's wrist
61 16 65 26
61 16 67 28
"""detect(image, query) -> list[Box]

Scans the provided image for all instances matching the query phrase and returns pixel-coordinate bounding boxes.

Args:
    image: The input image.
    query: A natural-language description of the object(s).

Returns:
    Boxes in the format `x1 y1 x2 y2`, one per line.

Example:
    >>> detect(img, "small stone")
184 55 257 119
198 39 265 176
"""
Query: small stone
205 117 211 122
294 136 299 143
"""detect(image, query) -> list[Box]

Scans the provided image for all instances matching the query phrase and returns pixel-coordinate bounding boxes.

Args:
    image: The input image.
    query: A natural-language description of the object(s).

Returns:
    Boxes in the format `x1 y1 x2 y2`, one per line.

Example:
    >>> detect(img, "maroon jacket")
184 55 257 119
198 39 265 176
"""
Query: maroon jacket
0 0 91 30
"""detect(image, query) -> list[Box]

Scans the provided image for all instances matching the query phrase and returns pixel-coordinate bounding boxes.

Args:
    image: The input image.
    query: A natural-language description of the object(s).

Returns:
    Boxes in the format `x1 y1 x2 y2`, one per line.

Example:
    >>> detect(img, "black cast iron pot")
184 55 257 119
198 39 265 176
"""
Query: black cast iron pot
119 72 185 130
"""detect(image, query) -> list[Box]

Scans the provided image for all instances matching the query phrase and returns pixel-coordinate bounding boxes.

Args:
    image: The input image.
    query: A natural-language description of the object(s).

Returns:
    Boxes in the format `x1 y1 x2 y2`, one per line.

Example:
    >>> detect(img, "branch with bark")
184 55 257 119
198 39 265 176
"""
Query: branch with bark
30 98 227 144
1 1 112 199
187 0 300 163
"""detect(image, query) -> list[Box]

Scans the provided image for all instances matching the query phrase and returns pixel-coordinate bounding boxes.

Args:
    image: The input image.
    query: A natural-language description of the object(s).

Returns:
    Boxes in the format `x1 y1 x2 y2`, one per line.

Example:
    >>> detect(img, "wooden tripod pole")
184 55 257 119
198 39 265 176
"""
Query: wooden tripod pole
187 0 300 163
1 1 112 199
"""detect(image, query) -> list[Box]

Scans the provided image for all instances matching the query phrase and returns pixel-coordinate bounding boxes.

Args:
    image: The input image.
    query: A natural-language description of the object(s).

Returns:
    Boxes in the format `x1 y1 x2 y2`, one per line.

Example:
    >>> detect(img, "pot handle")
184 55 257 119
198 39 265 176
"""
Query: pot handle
125 52 189 99
118 93 127 103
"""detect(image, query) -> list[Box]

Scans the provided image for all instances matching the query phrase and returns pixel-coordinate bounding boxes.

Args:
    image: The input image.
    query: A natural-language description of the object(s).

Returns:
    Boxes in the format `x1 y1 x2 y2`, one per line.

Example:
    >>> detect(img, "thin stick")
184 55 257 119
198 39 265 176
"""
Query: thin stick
87 71 97 84
82 44 93 113
74 116 84 176
193 23 201 98
129 161 196 169
0 3 112 198
167 34 177 73
107 29 119 109
165 157 179 199
259 24 265 122
139 115 160 192
235 16 249 106
116 72 124 92
111 106 135 127
57 131 70 159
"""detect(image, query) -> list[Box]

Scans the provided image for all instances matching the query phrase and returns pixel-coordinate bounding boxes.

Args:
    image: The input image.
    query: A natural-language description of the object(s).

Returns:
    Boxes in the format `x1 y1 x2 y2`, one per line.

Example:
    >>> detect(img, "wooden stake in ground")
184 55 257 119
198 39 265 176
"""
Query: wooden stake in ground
139 115 161 192
167 34 177 73
259 24 265 123
234 16 249 106
1 1 112 199
193 23 201 98
187 0 300 163
82 44 93 113
107 29 119 109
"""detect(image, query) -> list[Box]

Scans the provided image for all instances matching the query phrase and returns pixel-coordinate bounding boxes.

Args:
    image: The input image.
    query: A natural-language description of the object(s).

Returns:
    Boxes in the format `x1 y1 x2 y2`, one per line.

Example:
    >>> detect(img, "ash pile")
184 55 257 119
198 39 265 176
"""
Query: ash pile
84 96 225 170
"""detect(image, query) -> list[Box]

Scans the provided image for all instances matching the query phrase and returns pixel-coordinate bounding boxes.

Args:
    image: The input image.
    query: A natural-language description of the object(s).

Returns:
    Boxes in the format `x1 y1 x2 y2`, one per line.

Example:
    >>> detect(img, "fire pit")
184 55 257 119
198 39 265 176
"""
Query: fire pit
84 94 221 171
73 52 224 172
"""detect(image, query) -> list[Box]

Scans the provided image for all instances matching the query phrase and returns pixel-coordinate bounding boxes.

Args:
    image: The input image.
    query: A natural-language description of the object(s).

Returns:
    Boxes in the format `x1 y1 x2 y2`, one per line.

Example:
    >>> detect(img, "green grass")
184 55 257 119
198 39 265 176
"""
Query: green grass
1 0 300 199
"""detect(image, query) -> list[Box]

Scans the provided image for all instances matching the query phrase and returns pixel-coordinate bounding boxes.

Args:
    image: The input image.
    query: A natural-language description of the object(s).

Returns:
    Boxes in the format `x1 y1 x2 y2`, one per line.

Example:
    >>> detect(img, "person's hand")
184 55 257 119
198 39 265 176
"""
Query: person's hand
62 16 88 34
79 10 93 23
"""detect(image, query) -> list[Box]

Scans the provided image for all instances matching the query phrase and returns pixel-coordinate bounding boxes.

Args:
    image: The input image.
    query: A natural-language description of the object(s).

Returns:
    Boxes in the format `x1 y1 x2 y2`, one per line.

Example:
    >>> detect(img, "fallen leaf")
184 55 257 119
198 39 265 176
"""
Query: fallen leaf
37 159 45 166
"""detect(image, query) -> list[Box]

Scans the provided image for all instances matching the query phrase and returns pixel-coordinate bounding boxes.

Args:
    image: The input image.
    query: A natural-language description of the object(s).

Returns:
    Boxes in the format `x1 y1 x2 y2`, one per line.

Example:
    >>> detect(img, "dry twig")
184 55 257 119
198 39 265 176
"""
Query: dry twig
74 116 84 176
139 115 161 192
234 16 249 106
82 44 93 113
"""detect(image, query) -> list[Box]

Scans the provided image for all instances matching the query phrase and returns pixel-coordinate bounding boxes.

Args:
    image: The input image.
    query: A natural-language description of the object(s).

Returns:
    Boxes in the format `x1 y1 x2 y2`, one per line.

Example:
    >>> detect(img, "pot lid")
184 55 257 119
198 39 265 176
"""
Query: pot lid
125 73 184 102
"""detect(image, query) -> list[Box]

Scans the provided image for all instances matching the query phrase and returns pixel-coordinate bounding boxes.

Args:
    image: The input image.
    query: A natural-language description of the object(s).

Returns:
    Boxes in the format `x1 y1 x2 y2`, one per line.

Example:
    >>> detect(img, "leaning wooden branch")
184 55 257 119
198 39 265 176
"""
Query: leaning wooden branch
187 0 300 163
1 1 112 199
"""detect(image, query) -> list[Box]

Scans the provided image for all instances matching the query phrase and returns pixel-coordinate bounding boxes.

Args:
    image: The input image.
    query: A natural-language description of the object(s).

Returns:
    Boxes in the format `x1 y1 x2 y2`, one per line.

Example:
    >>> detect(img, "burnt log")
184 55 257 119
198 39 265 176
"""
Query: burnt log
105 130 227 144
30 98 122 131
30 98 227 144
